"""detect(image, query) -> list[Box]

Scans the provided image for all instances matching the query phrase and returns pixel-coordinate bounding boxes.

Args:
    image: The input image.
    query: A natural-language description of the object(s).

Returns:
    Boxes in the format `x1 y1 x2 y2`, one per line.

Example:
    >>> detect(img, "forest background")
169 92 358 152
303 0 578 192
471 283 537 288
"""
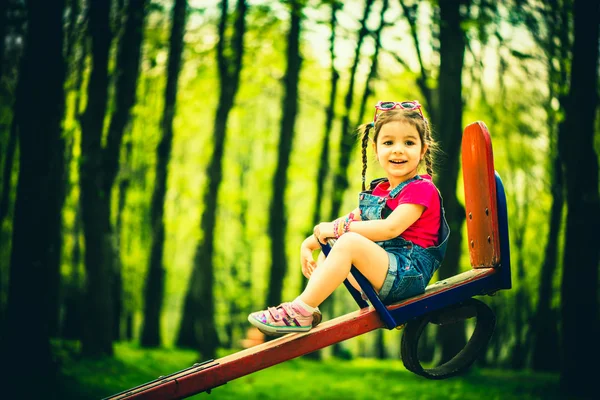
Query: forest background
0 0 598 399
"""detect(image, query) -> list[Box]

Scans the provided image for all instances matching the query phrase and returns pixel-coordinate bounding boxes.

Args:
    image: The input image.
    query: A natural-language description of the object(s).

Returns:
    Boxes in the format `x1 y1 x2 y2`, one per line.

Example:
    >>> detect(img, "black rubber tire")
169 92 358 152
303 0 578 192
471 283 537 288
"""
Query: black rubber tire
401 298 496 379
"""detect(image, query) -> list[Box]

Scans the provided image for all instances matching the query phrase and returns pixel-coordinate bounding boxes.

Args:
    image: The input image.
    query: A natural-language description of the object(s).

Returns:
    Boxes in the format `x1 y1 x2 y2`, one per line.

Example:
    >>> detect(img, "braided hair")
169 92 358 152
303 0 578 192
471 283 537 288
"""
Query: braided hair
359 109 437 190
360 123 373 191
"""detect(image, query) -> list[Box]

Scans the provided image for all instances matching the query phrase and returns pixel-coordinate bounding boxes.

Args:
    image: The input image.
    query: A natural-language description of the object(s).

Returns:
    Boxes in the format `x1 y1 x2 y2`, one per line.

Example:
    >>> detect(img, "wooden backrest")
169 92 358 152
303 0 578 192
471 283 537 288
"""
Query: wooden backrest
461 121 501 268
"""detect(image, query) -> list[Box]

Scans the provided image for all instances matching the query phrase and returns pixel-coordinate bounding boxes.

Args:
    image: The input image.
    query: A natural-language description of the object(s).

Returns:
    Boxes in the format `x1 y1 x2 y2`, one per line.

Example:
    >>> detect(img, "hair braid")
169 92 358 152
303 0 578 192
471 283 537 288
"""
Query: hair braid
423 120 434 177
361 125 371 191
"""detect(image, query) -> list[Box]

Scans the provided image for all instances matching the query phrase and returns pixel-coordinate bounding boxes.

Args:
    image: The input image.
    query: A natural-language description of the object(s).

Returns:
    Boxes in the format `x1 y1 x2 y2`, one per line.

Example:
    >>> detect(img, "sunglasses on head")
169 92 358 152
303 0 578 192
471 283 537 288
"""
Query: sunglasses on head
373 100 424 123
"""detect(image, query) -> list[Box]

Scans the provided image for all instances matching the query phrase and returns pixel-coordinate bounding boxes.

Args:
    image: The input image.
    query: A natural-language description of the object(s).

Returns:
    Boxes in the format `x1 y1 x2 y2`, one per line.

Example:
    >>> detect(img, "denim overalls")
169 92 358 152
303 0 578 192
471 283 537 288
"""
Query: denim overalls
359 175 450 305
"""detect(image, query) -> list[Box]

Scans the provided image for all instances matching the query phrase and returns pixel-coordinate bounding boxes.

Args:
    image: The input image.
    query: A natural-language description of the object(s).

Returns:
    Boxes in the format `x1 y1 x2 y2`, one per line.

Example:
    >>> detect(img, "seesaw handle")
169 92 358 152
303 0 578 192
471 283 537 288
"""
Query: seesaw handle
320 241 398 329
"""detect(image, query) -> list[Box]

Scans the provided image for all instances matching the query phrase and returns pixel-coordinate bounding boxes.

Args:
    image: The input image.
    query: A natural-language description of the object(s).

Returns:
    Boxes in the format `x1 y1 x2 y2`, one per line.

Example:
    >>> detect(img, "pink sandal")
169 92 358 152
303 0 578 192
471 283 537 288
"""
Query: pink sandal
248 302 322 336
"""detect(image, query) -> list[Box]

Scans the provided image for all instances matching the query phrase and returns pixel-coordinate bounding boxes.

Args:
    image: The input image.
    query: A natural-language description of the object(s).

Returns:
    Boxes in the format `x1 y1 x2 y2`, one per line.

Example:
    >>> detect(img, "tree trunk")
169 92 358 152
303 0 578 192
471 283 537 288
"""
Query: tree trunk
509 186 532 369
558 0 599 397
334 0 389 359
79 0 114 357
234 154 253 340
62 207 84 340
0 0 66 396
0 110 17 227
178 0 246 359
375 329 386 359
355 0 388 133
265 0 302 310
115 135 132 340
0 0 8 81
142 0 186 348
434 0 469 364
60 9 88 340
321 0 373 354
329 0 374 221
399 0 435 122
106 0 147 342
308 0 340 243
531 0 568 372
302 1 340 361
47 132 67 339
531 103 564 373
0 116 17 332
61 207 85 340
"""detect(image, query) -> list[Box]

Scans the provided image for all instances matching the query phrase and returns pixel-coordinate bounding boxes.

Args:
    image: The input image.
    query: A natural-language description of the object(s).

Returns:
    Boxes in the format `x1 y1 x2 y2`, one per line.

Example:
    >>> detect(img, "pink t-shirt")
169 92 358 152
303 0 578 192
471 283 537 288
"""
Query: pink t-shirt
372 175 441 248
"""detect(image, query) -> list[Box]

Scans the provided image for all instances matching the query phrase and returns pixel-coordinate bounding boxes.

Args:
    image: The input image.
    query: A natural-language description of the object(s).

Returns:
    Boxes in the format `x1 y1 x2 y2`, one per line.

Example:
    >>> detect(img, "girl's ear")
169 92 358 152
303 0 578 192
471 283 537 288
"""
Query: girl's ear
420 143 429 160
372 140 377 156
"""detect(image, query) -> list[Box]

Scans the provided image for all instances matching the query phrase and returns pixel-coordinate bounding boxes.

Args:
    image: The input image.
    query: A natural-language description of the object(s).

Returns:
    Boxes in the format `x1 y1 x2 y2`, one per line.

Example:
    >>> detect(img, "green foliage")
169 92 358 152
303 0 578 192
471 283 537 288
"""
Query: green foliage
2 0 596 371
54 341 562 399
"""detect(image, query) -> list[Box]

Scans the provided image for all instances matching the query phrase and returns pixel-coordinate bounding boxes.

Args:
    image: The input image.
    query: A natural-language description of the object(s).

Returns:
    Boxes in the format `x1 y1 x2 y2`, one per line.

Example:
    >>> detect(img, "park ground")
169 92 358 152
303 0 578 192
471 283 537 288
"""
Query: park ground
54 341 567 400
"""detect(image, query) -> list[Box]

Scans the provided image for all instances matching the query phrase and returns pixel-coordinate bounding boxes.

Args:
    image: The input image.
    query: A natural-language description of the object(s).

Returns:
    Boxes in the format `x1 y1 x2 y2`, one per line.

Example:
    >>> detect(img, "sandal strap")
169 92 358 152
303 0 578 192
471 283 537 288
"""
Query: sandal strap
280 303 299 319
266 303 301 326
267 306 282 321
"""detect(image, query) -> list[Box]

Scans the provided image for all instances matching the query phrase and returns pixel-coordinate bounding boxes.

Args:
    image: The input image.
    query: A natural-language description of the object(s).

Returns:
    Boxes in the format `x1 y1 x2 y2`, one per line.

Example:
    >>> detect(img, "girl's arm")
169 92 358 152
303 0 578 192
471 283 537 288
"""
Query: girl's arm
314 203 425 243
312 208 362 244
302 234 320 251
349 203 424 241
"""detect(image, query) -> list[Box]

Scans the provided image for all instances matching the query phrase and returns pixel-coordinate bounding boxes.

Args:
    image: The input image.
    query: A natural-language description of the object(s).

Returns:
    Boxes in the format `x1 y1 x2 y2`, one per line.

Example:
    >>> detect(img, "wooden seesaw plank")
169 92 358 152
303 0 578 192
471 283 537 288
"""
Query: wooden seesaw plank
105 268 496 400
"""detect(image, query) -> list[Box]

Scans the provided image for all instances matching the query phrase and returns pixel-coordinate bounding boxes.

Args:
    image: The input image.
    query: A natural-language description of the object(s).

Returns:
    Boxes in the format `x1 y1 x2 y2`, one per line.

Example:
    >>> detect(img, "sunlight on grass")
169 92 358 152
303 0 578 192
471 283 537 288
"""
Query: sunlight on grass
55 341 561 400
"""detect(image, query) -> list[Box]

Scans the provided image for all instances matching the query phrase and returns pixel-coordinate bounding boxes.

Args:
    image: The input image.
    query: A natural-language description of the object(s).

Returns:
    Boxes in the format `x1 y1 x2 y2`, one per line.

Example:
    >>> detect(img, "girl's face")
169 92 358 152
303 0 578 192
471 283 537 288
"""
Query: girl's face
372 120 428 186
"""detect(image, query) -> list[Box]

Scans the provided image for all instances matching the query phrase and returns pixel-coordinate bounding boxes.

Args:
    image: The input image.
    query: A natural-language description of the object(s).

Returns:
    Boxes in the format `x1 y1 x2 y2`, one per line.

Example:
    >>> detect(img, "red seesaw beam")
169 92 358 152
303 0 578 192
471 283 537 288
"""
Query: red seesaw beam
105 268 495 400
107 308 384 400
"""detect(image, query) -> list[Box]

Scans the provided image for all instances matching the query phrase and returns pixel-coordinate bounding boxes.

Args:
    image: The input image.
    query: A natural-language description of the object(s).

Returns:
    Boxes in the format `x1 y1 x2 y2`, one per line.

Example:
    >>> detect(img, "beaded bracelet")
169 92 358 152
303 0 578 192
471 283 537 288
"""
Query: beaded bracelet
343 212 355 233
333 219 341 239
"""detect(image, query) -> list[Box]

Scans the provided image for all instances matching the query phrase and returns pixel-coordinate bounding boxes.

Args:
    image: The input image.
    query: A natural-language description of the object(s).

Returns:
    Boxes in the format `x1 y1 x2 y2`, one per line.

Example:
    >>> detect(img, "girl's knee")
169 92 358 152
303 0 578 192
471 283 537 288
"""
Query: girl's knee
335 232 364 249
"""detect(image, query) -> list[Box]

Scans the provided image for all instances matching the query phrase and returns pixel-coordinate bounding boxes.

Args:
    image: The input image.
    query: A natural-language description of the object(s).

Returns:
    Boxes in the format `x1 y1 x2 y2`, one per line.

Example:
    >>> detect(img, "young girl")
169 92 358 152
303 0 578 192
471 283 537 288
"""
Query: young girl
249 100 450 335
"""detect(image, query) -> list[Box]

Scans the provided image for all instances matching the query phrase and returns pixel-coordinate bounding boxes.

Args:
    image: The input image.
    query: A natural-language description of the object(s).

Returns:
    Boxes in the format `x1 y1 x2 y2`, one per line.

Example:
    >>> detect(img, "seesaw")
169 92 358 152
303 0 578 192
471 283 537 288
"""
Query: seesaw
104 121 511 399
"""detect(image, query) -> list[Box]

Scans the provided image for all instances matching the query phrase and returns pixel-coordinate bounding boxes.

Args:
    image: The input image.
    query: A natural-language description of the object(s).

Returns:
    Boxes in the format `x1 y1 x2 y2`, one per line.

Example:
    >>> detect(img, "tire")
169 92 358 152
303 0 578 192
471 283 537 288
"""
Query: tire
401 298 496 379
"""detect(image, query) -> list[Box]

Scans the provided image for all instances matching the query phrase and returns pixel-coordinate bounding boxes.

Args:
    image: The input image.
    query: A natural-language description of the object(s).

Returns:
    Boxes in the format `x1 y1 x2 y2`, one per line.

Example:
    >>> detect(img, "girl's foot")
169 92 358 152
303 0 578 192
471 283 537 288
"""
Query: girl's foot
248 301 322 336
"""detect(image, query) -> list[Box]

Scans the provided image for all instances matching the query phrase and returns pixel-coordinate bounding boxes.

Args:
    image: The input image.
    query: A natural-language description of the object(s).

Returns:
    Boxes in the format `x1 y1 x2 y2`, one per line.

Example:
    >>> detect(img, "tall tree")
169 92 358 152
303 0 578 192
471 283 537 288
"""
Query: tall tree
530 0 570 371
0 116 17 230
434 0 470 363
141 0 186 348
0 0 7 83
107 0 148 341
0 114 16 330
60 0 88 340
492 48 536 370
360 0 389 360
0 0 66 396
301 0 340 361
0 0 25 329
223 145 253 348
309 0 340 244
328 0 374 221
318 0 373 355
558 0 599 397
355 0 388 136
78 0 114 357
398 0 435 122
266 0 304 309
116 132 133 340
177 0 247 359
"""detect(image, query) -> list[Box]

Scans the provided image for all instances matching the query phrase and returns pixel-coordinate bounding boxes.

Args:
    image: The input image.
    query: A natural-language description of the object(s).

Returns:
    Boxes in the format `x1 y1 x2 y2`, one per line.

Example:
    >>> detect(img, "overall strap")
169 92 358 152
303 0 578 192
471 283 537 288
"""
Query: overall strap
388 175 423 199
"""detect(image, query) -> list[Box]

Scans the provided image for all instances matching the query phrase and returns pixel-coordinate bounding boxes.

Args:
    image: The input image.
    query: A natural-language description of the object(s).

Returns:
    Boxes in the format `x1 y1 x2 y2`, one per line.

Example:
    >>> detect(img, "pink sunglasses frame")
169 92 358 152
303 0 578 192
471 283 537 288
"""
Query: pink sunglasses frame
372 100 424 123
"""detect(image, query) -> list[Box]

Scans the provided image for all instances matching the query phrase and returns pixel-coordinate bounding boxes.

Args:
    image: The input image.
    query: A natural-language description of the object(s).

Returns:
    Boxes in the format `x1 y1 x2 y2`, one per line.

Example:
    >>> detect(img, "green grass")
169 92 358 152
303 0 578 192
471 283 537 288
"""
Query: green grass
55 342 563 400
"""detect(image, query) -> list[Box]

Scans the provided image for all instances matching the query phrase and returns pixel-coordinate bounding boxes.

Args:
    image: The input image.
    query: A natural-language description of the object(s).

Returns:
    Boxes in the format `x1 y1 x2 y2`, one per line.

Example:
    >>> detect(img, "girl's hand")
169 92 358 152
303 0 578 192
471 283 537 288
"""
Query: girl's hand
300 242 317 279
313 222 334 244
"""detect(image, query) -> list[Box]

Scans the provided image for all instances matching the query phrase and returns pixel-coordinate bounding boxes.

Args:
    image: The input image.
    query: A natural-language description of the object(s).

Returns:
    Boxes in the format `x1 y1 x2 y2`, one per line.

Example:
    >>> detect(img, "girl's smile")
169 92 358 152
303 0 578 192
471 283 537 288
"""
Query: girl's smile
373 120 428 187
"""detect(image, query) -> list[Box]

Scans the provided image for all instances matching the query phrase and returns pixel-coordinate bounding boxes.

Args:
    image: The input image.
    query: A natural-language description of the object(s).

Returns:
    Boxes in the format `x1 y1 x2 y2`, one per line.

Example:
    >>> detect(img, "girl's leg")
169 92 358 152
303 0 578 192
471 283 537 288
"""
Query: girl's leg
299 232 389 308
317 251 360 291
